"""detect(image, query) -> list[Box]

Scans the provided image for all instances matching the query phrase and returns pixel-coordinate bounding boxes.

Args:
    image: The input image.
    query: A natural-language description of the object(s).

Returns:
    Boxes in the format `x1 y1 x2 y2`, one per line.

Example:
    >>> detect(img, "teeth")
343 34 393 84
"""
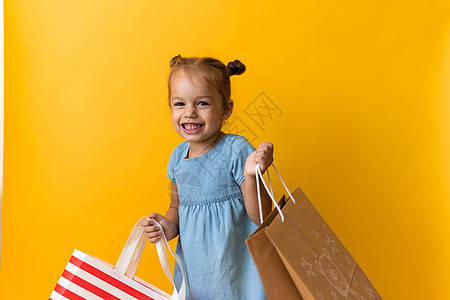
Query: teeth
184 124 201 130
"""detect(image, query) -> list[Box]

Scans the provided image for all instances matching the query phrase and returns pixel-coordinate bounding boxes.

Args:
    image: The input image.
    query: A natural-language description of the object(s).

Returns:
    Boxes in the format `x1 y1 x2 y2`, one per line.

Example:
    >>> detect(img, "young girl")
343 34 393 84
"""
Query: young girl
141 55 273 300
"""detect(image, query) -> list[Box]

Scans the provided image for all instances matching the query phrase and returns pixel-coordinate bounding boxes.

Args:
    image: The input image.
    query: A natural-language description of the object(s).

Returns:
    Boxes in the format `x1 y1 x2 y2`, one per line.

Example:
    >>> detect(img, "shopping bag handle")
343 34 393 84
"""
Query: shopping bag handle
255 162 296 224
150 218 186 300
115 217 186 300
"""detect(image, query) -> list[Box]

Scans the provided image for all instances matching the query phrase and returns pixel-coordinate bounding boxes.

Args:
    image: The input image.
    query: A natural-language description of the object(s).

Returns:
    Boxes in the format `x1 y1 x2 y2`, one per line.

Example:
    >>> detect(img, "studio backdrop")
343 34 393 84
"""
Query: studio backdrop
1 1 449 299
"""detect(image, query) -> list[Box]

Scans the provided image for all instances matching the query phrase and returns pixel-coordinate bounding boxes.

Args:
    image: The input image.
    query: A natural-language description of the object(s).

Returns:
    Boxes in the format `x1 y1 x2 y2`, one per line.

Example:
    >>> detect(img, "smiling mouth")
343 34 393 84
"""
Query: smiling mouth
182 123 204 131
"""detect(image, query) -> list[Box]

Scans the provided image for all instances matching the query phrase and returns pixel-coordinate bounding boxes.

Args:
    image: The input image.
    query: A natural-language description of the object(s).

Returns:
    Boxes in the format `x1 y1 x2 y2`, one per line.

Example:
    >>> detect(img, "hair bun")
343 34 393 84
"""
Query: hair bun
170 54 182 67
226 60 246 76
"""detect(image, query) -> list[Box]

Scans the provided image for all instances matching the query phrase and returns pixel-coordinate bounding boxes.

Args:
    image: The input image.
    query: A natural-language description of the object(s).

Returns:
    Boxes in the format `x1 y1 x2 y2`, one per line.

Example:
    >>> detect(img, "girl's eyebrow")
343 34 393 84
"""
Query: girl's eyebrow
196 95 213 100
172 95 213 100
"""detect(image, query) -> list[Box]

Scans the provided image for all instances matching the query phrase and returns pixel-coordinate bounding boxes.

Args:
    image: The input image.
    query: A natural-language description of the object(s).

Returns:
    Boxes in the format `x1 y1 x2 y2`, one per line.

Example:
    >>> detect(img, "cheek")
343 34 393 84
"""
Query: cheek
204 111 223 125
171 111 180 124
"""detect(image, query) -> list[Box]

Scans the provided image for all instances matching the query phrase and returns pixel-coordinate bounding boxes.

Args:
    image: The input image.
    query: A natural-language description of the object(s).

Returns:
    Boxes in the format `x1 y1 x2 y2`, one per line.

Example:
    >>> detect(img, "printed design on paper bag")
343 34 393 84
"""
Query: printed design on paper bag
244 92 282 131
313 228 320 239
302 204 380 300
349 289 368 300
364 284 375 299
347 270 353 280
315 248 349 296
300 256 316 277
314 248 370 300
325 235 340 254
346 256 353 266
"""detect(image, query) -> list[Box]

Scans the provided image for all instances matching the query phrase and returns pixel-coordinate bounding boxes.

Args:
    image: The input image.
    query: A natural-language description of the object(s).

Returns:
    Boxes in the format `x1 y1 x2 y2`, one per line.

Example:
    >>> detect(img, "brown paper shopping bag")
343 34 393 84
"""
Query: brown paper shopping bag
246 194 303 300
246 163 382 300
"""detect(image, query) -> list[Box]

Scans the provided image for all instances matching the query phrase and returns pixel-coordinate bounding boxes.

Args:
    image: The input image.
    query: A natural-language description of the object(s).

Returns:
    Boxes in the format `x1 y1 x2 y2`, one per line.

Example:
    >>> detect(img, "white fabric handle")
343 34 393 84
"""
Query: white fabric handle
115 217 149 276
115 217 186 300
149 218 186 300
255 162 296 224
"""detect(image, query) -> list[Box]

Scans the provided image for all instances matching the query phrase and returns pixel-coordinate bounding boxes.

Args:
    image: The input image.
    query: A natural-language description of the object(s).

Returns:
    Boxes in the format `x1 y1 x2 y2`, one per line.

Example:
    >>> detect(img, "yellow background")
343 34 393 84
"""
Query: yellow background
1 0 449 299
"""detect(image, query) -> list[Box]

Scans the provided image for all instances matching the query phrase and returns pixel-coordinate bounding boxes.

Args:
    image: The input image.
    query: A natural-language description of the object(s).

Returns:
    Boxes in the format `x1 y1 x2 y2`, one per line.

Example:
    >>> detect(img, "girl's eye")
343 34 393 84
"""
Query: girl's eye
198 101 209 106
173 102 184 106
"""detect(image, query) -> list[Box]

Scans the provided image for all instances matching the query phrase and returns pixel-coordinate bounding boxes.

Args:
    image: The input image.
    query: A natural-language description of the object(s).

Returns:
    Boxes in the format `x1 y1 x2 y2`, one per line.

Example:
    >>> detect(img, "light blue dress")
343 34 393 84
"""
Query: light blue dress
167 133 267 300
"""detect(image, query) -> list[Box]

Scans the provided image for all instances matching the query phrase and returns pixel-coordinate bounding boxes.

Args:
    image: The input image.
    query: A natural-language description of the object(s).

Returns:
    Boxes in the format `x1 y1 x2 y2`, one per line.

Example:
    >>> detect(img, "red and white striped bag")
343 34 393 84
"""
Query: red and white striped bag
50 217 186 300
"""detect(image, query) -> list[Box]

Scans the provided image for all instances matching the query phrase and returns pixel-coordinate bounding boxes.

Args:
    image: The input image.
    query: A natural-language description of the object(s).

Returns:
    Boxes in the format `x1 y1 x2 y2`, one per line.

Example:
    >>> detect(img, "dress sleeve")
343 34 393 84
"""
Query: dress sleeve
229 136 256 186
166 147 178 184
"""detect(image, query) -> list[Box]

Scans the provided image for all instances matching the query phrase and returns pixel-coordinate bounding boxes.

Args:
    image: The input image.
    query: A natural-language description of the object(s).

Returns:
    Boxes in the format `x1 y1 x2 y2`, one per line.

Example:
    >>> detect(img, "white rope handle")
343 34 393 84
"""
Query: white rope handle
255 162 296 224
271 163 296 205
148 218 186 300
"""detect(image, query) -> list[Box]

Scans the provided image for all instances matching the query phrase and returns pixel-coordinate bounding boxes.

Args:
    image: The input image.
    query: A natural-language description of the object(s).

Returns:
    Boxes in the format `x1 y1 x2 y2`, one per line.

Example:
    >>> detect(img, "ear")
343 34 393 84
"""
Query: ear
222 99 234 120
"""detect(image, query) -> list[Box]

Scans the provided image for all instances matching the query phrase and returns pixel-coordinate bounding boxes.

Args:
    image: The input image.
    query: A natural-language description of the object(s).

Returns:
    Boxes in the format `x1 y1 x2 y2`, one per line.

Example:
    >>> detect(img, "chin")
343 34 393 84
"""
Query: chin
183 135 207 143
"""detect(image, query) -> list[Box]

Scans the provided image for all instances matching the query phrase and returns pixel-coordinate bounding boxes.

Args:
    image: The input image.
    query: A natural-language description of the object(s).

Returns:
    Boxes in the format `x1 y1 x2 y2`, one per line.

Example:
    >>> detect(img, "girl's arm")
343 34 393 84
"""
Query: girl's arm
241 142 274 225
142 182 180 242
241 175 273 224
165 182 180 229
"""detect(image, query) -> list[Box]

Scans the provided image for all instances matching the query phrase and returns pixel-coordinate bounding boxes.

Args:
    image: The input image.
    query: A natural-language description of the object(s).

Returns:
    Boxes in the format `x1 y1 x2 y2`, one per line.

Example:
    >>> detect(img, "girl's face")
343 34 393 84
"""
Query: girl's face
170 69 233 146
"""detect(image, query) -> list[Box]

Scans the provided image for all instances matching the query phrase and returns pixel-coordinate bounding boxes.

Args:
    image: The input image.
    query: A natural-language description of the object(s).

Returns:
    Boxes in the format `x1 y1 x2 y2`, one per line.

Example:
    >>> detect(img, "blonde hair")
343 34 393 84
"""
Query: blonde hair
167 55 246 107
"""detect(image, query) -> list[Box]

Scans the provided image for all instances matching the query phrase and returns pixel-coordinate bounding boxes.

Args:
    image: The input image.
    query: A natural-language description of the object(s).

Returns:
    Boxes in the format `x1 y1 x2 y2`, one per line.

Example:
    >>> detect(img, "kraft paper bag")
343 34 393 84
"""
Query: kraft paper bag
246 194 303 300
50 217 186 300
247 163 382 300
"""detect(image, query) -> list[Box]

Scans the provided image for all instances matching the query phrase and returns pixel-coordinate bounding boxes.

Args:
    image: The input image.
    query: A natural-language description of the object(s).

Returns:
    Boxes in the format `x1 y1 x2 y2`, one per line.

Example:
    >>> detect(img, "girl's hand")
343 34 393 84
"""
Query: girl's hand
141 213 179 243
244 142 274 177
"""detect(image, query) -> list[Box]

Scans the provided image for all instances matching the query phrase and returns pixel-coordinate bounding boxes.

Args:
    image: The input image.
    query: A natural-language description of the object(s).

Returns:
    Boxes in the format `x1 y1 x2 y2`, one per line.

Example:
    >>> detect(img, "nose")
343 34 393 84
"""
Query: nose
184 104 197 118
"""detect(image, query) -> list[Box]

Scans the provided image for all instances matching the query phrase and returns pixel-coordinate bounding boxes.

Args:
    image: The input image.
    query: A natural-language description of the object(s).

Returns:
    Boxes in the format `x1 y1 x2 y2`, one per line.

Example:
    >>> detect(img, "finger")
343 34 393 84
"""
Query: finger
140 219 150 226
256 147 273 157
143 225 160 233
258 147 273 158
147 231 161 239
260 152 274 162
255 153 272 165
149 236 162 243
259 162 269 172
257 157 273 172
254 154 263 164
258 142 274 151
150 213 167 223
148 212 159 220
